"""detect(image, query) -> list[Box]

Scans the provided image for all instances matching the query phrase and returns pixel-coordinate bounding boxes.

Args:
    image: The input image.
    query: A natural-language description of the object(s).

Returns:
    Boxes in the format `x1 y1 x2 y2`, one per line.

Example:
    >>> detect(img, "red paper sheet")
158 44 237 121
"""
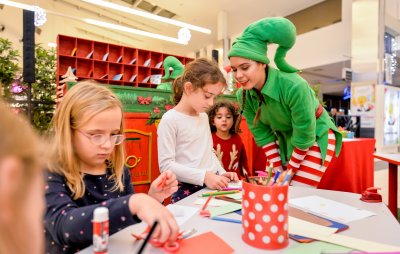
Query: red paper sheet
172 232 234 254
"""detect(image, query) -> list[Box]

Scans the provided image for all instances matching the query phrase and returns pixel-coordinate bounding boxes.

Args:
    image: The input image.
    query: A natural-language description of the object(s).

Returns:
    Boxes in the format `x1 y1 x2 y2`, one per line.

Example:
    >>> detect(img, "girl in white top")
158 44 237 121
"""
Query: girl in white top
158 58 238 203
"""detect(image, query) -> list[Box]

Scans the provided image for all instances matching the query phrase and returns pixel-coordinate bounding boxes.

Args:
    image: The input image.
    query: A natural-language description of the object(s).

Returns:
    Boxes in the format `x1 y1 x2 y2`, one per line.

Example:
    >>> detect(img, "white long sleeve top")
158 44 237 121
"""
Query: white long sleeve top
157 109 225 186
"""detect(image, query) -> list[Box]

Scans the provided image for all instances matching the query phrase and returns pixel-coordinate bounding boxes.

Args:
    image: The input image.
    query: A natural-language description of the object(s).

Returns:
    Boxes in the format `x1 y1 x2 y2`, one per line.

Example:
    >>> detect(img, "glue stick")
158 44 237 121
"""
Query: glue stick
93 207 109 254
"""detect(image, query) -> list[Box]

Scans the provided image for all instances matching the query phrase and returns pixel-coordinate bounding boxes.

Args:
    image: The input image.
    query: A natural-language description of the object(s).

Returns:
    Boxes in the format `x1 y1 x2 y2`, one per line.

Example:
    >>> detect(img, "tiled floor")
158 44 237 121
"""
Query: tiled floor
373 159 400 220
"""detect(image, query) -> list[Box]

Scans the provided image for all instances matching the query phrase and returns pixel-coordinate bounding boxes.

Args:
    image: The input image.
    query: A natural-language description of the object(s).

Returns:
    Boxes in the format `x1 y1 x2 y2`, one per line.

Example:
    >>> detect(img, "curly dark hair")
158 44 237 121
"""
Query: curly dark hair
207 100 240 134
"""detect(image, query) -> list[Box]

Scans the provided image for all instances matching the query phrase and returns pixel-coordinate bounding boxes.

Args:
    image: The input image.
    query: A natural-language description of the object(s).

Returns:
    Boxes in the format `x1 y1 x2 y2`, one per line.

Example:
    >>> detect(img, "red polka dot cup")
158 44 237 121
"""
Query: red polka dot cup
242 179 289 250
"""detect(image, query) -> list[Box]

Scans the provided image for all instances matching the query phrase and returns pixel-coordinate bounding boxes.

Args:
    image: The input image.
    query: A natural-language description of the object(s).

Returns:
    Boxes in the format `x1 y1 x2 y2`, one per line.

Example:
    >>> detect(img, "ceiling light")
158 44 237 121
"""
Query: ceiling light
0 0 35 11
81 0 211 34
178 27 191 43
33 6 46 26
0 0 47 26
83 18 188 45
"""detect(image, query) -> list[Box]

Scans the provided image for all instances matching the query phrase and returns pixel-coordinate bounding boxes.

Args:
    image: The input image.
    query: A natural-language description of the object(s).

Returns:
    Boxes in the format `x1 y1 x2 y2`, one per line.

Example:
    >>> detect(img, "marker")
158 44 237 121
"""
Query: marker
255 171 268 176
211 216 242 224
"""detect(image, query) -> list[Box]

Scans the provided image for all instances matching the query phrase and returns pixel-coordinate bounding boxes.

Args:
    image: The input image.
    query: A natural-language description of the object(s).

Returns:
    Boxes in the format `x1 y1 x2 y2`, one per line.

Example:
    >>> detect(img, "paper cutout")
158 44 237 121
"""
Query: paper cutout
209 203 242 218
283 241 353 254
173 232 234 254
143 59 151 67
289 216 338 237
289 195 376 223
70 47 77 56
112 74 123 80
129 74 137 82
86 50 93 59
142 76 151 83
288 217 400 252
166 205 199 226
102 52 109 61
289 206 348 243
155 61 163 68
150 74 162 84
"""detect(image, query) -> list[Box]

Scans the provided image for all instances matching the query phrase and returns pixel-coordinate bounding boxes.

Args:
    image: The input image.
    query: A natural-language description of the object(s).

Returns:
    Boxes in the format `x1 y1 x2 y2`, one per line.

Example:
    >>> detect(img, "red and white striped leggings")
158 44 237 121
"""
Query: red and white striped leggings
290 130 336 188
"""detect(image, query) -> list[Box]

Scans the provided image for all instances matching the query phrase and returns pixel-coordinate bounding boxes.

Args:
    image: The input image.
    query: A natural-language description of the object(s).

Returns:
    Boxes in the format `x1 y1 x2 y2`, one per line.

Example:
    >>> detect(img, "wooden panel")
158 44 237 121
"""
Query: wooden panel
123 112 159 194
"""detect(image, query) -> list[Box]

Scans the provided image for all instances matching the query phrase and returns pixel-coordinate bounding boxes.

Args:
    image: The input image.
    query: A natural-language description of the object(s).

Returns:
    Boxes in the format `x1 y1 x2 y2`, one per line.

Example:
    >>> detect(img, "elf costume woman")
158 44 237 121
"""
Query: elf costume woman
157 56 184 91
228 17 342 187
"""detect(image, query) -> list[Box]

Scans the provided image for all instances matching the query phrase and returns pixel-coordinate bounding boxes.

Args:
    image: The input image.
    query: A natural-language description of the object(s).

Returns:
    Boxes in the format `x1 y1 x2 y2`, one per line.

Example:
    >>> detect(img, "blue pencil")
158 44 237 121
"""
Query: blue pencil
281 169 293 186
211 216 242 224
273 170 281 184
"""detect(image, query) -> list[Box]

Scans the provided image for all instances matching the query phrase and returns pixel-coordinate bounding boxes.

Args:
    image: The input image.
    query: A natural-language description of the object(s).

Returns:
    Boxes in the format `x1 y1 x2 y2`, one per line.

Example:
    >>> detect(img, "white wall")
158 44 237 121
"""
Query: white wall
287 0 352 70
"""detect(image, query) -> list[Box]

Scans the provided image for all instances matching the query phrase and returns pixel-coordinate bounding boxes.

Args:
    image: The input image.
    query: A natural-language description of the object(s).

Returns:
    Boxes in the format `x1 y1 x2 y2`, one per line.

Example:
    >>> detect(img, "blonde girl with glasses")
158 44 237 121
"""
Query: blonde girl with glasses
45 81 179 253
157 58 239 203
0 100 44 254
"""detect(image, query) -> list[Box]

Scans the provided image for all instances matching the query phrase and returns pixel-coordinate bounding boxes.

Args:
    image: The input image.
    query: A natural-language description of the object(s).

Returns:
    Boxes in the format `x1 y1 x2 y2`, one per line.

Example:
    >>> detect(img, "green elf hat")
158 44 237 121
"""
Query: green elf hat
228 17 299 73
162 56 184 80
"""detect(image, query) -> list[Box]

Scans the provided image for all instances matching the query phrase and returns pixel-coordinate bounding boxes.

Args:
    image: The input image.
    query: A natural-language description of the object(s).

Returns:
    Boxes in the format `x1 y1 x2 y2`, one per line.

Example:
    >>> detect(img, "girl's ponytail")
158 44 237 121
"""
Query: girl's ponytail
172 76 184 105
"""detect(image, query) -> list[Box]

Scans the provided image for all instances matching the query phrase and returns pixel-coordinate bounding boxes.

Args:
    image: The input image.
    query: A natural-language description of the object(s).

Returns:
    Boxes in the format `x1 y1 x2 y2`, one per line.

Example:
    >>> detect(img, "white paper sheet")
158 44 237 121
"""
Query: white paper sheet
194 198 233 207
166 204 199 226
289 195 376 223
227 181 242 188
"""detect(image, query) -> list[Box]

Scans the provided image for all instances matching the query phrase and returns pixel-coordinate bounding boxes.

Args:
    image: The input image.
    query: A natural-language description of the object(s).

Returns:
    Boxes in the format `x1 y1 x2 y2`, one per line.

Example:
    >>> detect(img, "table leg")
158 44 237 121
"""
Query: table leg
388 163 398 218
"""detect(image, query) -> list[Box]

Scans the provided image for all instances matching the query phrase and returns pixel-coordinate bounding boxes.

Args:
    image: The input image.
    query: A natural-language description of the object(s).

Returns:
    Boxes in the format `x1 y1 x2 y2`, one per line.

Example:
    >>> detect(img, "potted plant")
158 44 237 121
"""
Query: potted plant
30 44 56 133
0 38 20 98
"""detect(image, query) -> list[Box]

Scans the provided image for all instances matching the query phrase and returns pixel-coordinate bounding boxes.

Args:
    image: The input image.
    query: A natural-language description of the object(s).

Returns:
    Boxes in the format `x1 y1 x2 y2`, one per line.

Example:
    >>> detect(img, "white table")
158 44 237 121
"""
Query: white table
78 187 400 253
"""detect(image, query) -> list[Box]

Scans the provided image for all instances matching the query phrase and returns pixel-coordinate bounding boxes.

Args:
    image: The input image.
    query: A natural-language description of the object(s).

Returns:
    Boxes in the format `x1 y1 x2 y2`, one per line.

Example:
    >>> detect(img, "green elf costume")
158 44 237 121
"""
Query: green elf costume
157 56 184 91
228 17 342 187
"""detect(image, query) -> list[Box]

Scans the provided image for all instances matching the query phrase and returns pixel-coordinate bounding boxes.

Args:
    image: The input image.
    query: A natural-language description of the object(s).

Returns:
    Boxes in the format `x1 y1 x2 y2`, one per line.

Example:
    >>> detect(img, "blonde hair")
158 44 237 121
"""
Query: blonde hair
0 100 42 253
172 58 226 105
48 81 125 199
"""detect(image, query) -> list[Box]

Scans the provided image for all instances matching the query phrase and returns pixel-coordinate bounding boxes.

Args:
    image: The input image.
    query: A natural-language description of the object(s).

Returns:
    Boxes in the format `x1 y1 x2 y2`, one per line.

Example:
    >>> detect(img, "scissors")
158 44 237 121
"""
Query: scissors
132 228 197 253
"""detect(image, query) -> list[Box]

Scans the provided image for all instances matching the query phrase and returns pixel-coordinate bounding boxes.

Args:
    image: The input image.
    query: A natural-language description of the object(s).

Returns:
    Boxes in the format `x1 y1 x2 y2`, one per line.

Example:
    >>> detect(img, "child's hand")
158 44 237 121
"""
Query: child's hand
148 170 178 203
129 193 179 243
221 172 239 182
204 171 229 190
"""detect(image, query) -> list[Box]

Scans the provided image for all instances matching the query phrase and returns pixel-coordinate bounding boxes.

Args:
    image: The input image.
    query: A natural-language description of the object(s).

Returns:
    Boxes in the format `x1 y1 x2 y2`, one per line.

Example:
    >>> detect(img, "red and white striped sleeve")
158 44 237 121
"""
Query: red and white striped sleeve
262 142 283 171
287 147 309 173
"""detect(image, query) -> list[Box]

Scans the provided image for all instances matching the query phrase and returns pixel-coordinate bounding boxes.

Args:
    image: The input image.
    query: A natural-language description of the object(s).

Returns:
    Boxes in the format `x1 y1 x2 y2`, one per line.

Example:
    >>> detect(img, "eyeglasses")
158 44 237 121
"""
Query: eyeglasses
77 130 125 146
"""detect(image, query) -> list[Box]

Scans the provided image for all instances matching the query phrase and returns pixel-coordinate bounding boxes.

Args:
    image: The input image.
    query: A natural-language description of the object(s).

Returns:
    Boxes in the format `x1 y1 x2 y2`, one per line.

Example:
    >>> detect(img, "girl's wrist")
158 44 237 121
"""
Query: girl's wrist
128 193 147 215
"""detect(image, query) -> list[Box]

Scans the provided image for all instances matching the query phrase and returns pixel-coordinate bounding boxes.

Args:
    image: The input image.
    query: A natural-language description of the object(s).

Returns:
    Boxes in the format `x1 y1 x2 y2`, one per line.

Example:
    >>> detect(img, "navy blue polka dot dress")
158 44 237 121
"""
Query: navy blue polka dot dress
44 167 140 253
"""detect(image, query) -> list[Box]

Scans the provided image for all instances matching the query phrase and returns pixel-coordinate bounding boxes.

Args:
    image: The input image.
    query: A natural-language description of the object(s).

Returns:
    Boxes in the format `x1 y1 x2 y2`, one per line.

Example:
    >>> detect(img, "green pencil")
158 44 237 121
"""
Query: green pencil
201 190 240 197
266 162 273 185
